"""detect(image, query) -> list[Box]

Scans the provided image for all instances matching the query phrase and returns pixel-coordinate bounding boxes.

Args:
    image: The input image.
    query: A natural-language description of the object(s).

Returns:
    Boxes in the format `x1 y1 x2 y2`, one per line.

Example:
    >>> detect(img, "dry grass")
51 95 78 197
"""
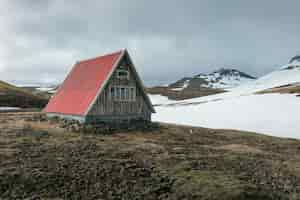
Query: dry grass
146 86 225 100
0 81 48 108
0 113 300 199
257 84 300 95
216 144 264 154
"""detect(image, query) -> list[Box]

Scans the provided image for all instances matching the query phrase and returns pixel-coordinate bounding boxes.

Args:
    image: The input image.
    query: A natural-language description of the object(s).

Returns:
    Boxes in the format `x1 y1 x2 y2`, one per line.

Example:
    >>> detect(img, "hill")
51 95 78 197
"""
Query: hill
0 112 299 199
147 68 255 100
169 68 256 91
151 56 300 138
235 60 300 93
0 80 49 108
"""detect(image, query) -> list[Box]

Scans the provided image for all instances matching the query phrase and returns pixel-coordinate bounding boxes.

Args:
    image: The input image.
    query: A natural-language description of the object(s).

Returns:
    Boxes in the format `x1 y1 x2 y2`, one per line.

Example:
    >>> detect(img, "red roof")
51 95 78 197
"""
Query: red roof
44 50 123 115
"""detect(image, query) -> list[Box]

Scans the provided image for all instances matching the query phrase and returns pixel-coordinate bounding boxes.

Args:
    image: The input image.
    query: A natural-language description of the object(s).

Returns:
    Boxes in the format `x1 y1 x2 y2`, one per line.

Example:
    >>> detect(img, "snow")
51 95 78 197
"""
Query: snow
36 87 55 92
0 107 20 111
150 94 175 105
180 65 300 104
171 88 184 91
170 80 190 91
196 70 255 90
36 87 57 94
6 80 58 94
152 93 300 139
150 64 300 139
11 83 41 87
241 67 300 93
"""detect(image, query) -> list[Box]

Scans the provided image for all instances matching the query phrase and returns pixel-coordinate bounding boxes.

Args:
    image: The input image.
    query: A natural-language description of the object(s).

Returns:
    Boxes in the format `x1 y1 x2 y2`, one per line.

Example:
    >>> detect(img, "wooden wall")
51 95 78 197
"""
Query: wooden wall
87 54 151 122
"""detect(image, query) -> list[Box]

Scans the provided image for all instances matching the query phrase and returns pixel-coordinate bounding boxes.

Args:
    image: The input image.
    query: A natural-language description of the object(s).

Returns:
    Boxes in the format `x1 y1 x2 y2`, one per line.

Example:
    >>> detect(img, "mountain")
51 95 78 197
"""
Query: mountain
168 57 300 98
169 68 256 90
0 80 49 108
150 56 300 139
148 68 256 100
289 55 300 64
233 58 300 94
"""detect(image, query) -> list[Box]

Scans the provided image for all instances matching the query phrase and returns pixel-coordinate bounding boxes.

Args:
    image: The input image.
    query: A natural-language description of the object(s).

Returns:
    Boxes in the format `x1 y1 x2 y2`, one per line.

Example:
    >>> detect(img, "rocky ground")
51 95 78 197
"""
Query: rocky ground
0 112 300 199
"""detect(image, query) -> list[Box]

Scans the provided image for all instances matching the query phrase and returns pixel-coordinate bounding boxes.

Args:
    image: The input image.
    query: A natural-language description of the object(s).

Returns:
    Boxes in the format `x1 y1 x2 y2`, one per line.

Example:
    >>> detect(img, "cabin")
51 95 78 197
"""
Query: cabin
44 49 155 124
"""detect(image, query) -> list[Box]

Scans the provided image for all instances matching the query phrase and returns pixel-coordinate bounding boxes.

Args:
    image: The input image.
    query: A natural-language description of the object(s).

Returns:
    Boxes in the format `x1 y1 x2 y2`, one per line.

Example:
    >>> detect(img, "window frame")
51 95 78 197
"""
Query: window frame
109 85 136 102
116 69 130 80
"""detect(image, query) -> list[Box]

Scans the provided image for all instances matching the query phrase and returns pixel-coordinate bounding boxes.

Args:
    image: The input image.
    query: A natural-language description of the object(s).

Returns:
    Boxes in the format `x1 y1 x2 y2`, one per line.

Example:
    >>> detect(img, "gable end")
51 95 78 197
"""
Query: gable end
86 49 155 117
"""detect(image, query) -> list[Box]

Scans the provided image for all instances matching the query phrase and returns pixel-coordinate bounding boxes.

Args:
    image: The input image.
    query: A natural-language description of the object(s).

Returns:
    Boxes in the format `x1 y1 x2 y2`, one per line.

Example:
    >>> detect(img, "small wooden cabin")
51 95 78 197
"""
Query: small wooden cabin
44 49 155 124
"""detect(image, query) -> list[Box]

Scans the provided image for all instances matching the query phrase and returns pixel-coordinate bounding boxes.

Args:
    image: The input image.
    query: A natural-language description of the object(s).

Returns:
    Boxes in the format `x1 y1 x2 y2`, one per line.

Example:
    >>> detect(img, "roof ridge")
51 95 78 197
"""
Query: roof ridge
78 49 124 64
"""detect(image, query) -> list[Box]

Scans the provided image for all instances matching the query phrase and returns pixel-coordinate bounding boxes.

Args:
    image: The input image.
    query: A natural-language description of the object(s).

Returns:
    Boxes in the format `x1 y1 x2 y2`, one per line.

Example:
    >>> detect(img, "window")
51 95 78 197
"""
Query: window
110 86 136 102
116 87 120 99
130 87 135 101
125 88 129 100
121 88 125 100
117 69 129 80
110 87 115 98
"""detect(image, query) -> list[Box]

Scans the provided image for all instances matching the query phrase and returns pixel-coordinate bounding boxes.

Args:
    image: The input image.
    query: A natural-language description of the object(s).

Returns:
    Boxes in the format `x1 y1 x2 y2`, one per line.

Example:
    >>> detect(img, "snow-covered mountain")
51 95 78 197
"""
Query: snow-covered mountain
151 56 300 139
233 58 300 93
289 55 300 64
169 68 256 91
196 68 256 89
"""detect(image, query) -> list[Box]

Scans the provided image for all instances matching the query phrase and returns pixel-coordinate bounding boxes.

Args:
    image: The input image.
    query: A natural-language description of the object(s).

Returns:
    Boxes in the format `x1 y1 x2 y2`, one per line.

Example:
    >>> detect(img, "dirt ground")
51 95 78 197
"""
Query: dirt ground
0 112 300 199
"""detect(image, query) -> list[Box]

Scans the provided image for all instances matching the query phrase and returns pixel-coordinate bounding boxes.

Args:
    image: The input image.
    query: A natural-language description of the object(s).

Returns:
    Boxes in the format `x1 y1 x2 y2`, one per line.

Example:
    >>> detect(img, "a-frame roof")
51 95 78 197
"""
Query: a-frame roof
44 49 155 116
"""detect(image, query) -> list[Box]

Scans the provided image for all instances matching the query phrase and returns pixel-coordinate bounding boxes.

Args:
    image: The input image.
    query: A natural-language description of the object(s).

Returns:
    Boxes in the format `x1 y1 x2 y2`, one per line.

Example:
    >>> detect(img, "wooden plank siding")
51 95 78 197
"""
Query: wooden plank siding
87 54 151 122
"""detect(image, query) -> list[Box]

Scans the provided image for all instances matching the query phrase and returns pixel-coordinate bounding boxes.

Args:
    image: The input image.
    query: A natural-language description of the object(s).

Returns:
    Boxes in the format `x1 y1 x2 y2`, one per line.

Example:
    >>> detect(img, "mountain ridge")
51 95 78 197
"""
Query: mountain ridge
168 68 256 90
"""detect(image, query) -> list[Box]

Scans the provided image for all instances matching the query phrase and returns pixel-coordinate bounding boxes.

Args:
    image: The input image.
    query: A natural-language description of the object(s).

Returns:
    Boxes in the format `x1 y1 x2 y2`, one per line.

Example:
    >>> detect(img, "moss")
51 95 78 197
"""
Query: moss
173 169 246 199
1 115 300 199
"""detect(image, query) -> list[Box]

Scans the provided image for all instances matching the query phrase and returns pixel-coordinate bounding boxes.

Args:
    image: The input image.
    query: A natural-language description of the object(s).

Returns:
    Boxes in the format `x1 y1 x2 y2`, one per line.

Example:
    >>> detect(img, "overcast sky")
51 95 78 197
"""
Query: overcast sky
0 0 300 86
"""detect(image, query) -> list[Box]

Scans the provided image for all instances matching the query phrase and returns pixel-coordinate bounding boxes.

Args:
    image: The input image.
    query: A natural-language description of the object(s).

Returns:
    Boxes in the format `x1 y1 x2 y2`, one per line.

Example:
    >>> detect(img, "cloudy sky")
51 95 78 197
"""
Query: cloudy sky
0 0 300 86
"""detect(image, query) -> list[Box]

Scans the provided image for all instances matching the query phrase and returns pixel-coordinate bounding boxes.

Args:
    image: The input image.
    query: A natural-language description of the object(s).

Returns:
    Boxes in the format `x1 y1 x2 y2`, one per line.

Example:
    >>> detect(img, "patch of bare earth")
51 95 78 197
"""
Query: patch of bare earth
146 86 225 100
0 112 300 199
257 84 300 95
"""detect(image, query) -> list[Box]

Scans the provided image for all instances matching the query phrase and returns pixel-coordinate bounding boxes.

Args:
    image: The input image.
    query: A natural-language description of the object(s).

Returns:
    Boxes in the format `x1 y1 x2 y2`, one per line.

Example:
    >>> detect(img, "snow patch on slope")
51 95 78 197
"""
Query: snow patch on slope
235 65 300 94
196 69 255 90
150 94 175 105
170 80 190 91
152 93 300 139
0 107 20 111
36 87 57 94
168 69 256 91
150 60 300 139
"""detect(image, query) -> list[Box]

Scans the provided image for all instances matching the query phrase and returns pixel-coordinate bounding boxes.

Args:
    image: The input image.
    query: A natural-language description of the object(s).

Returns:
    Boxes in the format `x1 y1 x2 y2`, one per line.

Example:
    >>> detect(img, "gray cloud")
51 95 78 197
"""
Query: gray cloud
1 0 300 86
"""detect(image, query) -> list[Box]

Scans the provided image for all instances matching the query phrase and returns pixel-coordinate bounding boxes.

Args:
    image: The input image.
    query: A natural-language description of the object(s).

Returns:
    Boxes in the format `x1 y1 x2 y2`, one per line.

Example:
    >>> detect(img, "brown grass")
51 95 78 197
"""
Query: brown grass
257 84 300 95
0 113 300 199
216 144 263 154
147 86 225 100
0 80 49 108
